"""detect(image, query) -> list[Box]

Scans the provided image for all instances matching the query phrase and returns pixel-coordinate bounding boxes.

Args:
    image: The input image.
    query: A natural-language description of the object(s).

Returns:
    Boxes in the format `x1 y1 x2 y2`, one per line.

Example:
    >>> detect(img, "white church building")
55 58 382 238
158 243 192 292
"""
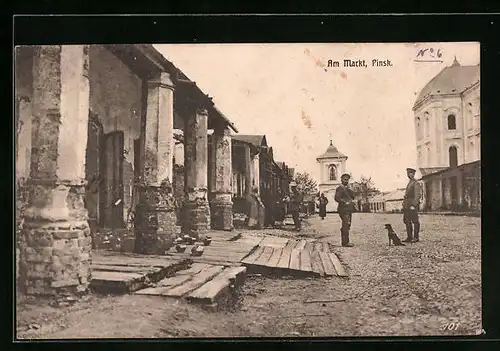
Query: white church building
316 140 348 212
413 57 480 212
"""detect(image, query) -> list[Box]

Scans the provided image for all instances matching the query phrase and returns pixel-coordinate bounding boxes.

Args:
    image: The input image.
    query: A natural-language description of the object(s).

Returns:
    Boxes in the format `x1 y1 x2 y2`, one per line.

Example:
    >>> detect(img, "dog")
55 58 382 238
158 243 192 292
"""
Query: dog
384 224 405 246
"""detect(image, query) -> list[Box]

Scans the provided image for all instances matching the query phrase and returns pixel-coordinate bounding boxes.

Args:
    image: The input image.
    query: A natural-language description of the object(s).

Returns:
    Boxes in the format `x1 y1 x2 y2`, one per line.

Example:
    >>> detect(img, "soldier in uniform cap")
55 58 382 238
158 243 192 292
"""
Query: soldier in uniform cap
334 173 356 247
402 167 422 243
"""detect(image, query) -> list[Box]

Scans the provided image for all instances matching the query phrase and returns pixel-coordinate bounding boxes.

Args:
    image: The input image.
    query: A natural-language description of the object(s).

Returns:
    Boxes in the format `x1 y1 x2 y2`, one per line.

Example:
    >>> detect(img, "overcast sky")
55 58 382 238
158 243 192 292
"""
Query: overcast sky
155 42 479 192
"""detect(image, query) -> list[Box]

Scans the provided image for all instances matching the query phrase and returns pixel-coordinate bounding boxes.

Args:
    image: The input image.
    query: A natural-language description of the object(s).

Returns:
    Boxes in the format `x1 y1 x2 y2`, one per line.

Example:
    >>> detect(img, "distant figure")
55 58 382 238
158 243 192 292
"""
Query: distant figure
318 193 329 220
247 187 265 230
262 191 275 228
334 173 356 247
289 183 304 231
403 167 422 243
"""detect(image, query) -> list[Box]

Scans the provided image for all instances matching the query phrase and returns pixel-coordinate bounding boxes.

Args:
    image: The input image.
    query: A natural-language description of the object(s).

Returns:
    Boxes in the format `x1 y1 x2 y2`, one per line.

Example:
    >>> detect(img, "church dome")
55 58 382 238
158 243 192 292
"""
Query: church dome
413 57 480 109
317 140 347 160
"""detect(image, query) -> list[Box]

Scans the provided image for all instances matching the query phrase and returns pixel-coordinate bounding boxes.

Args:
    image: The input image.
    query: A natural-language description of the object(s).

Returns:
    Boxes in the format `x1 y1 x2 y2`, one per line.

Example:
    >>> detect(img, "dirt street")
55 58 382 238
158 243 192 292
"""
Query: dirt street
16 213 482 338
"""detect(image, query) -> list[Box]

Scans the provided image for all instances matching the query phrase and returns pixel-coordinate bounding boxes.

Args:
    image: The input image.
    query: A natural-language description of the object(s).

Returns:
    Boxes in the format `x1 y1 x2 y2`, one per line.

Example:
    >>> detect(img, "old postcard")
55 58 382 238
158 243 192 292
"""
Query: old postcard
15 42 481 338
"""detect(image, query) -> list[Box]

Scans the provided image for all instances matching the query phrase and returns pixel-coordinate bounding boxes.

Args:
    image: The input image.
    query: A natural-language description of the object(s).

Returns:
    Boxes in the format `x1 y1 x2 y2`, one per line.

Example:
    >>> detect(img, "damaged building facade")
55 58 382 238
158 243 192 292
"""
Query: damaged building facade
14 44 237 296
230 135 294 223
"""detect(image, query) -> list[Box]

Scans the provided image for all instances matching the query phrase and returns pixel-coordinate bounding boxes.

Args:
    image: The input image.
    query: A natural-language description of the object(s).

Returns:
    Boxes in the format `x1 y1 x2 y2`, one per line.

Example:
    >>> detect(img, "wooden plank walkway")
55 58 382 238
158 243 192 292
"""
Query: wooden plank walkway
240 239 348 278
91 232 347 310
90 250 192 293
164 231 264 266
135 263 248 310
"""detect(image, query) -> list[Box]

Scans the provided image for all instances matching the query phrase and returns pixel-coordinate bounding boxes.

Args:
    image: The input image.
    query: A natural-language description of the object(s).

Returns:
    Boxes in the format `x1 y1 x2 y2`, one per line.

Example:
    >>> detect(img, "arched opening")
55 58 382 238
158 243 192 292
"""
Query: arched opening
447 114 456 130
449 146 458 168
329 165 337 181
416 117 421 138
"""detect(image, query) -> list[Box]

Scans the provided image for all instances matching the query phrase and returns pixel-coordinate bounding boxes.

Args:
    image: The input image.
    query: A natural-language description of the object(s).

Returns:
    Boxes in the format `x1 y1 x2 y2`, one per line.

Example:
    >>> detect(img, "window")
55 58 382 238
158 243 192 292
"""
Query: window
424 117 429 137
416 117 421 138
447 114 456 130
329 165 337 181
449 146 458 168
426 146 431 166
469 141 474 161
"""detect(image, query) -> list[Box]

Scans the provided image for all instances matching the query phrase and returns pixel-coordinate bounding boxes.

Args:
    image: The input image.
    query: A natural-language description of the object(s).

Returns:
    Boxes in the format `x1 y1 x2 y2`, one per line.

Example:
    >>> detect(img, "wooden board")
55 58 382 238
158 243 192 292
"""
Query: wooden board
299 248 314 273
135 274 193 296
241 246 264 265
303 242 314 253
318 251 336 276
163 265 225 297
165 251 247 263
266 248 283 268
190 258 241 267
252 246 274 266
289 249 301 271
187 266 247 303
328 253 347 277
295 240 307 251
321 242 330 253
310 250 325 276
259 236 289 249
92 255 180 268
91 271 146 293
92 264 159 274
92 258 169 268
176 263 212 276
276 241 294 269
91 271 144 282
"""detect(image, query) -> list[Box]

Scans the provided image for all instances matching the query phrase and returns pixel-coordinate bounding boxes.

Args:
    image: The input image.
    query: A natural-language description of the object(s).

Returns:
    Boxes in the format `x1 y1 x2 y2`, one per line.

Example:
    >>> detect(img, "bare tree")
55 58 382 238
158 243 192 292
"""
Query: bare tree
351 176 380 212
294 172 318 195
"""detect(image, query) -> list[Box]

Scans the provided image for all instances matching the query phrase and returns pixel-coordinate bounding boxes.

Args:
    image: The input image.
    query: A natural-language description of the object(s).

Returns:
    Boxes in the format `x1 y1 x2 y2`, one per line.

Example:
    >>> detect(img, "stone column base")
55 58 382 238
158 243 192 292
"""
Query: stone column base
210 193 233 231
19 183 92 296
182 199 211 238
135 185 178 255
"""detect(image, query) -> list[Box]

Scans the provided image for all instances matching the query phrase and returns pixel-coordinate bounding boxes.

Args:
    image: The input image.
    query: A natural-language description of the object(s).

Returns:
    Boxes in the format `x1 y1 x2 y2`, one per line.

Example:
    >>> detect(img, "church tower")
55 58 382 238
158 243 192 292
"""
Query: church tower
317 140 348 212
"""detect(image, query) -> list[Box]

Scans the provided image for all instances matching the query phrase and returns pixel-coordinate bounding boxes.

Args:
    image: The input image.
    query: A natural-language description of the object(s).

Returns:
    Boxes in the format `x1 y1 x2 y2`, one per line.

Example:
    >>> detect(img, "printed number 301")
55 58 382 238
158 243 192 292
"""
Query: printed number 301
442 322 460 331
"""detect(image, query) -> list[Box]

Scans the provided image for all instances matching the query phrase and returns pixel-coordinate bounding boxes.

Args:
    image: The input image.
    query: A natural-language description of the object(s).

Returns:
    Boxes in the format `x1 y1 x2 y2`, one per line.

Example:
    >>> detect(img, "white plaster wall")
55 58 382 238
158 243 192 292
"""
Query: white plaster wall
415 94 475 169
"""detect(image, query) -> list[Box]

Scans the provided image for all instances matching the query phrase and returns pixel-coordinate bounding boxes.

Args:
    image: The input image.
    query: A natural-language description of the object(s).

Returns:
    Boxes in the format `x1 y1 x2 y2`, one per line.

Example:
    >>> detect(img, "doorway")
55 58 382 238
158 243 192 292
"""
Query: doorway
450 176 458 209
100 131 125 229
425 180 432 210
85 112 103 245
449 146 458 168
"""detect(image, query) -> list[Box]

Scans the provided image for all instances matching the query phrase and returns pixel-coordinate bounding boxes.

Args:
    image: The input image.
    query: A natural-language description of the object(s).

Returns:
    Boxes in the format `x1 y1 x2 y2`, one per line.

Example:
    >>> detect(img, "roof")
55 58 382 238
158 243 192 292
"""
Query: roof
276 161 285 170
421 160 480 179
419 167 449 177
384 188 406 201
231 135 268 147
317 140 347 160
109 44 238 133
414 58 480 108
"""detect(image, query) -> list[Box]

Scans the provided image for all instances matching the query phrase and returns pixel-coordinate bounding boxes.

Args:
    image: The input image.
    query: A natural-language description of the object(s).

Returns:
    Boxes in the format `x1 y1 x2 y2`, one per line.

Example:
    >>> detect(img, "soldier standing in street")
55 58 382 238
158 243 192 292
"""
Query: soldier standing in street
402 167 422 243
334 173 356 247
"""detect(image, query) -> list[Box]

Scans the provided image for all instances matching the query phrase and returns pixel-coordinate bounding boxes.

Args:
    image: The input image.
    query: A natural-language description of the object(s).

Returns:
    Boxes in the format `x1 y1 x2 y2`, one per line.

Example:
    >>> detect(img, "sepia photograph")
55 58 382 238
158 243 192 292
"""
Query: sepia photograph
15 41 481 338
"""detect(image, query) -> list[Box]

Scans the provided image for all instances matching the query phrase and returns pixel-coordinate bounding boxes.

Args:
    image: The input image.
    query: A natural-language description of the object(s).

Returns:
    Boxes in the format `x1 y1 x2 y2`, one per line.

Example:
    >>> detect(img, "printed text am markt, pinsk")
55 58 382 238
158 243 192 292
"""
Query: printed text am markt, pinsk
327 59 393 68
